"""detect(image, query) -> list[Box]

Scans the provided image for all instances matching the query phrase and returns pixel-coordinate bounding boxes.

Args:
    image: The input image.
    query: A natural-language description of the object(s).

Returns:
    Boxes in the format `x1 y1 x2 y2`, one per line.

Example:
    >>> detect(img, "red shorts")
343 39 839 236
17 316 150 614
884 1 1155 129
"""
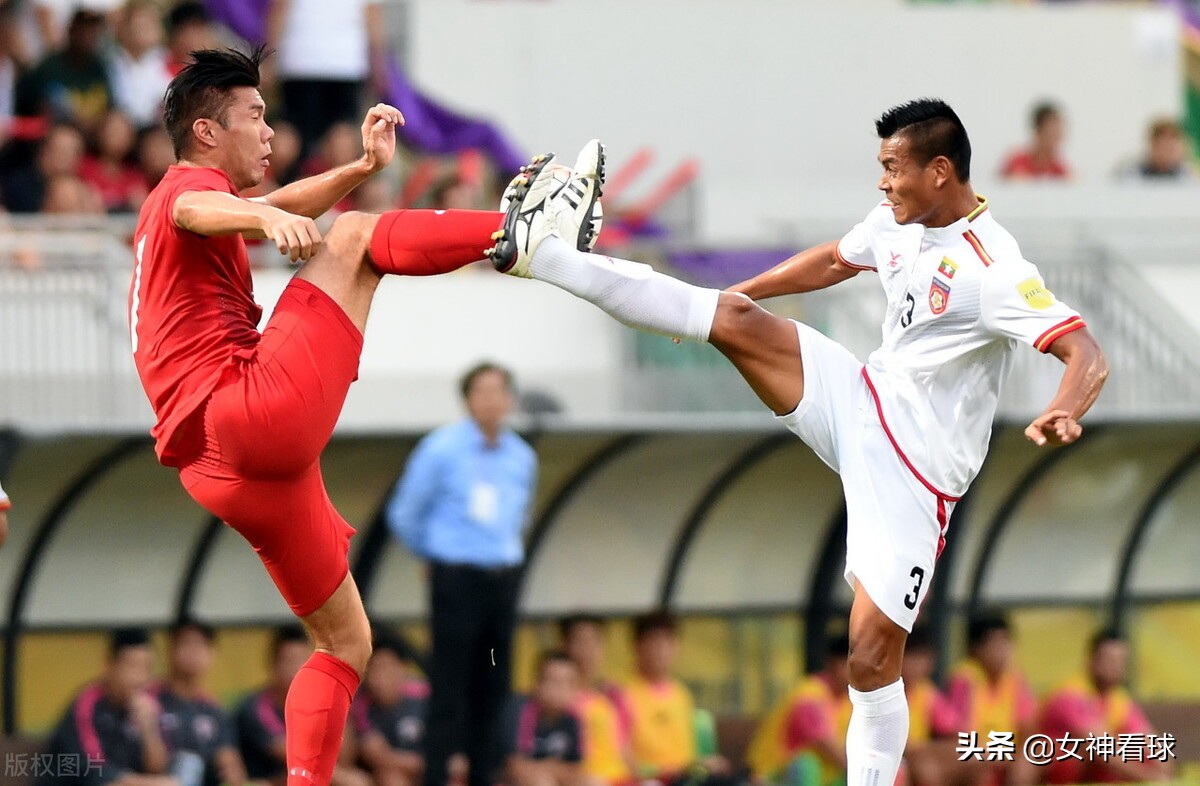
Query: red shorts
177 277 364 617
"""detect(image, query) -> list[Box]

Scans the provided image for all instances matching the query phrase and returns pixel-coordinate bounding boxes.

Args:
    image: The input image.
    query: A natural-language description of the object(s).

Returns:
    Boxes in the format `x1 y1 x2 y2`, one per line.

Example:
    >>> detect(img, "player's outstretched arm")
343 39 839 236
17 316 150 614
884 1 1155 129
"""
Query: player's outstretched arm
173 190 323 263
728 241 859 300
1025 327 1108 447
256 103 404 219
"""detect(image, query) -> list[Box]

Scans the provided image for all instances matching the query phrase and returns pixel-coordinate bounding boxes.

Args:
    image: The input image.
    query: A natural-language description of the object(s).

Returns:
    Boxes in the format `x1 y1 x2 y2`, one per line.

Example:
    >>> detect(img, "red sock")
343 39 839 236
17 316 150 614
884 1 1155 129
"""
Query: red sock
368 209 503 276
284 652 360 786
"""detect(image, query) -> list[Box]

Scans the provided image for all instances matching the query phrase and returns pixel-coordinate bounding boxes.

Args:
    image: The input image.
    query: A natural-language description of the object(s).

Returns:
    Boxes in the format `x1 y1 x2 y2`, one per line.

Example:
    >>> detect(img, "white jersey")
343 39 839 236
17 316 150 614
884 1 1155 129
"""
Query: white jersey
0 480 8 511
834 198 1085 498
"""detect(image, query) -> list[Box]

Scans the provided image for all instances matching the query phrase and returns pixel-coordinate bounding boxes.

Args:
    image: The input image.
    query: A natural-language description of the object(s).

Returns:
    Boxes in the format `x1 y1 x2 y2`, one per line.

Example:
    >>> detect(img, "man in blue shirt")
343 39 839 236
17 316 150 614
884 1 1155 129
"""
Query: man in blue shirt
387 362 538 786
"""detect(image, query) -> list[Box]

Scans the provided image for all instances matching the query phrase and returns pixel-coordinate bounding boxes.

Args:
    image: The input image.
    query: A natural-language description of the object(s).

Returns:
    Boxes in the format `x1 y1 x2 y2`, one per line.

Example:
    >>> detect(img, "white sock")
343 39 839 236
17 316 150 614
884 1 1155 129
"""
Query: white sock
529 236 720 342
846 679 909 786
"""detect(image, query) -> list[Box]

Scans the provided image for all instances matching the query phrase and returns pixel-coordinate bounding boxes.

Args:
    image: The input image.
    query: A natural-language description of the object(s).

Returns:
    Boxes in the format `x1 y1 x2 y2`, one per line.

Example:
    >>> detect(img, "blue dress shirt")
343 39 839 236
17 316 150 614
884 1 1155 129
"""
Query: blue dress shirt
386 419 537 567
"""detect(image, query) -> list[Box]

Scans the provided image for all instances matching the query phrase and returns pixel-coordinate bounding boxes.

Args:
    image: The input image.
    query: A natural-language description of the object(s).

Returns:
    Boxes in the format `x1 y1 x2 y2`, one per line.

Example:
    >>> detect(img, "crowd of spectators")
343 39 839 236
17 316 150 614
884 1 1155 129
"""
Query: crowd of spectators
32 610 1174 786
0 0 502 227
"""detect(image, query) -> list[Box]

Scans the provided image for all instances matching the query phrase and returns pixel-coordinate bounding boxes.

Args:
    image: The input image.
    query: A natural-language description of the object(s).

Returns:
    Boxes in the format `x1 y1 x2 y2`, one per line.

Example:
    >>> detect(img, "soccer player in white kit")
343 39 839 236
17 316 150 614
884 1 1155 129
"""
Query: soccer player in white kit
492 99 1108 786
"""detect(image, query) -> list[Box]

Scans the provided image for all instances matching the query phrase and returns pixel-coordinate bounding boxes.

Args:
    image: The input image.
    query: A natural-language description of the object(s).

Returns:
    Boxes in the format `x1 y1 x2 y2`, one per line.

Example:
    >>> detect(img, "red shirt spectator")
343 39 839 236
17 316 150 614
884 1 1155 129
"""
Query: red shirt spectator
1001 101 1070 180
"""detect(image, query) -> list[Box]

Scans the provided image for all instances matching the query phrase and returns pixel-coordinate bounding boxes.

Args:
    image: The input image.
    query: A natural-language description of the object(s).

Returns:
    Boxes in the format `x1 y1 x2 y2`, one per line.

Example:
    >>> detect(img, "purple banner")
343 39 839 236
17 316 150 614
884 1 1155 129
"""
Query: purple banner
204 0 527 174
664 249 793 290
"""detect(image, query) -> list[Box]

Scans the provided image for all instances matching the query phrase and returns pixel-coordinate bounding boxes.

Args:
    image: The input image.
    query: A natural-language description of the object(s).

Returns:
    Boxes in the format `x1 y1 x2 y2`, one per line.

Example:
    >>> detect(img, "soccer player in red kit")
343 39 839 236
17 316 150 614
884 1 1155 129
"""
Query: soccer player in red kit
128 48 566 786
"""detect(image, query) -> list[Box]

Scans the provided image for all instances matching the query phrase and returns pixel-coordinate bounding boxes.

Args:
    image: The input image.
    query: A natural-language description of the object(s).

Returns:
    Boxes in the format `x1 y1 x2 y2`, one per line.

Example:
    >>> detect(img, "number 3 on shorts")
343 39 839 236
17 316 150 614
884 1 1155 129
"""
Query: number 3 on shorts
903 566 925 610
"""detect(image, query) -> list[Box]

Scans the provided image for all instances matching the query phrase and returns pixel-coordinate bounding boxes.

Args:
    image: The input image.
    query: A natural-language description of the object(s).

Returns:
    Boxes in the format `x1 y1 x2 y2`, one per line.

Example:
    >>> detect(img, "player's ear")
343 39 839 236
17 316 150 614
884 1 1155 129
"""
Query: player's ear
931 155 952 188
192 118 220 151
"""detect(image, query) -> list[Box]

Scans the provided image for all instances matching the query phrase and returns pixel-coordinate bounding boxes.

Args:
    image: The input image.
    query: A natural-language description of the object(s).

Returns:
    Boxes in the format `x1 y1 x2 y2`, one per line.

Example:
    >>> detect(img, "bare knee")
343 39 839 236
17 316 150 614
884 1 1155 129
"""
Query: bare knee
848 621 906 690
710 291 774 348
324 210 377 262
311 610 372 675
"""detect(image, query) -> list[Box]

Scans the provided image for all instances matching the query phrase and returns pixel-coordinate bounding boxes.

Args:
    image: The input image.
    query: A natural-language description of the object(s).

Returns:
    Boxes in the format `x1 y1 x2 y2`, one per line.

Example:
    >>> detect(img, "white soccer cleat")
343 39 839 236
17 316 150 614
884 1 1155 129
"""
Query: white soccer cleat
549 138 605 251
488 153 558 277
498 139 605 252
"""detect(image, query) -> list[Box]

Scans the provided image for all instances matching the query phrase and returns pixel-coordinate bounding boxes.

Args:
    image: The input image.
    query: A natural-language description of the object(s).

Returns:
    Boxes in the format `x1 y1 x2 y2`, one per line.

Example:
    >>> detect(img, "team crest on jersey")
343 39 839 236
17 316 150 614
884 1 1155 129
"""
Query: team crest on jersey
937 257 958 279
929 278 951 315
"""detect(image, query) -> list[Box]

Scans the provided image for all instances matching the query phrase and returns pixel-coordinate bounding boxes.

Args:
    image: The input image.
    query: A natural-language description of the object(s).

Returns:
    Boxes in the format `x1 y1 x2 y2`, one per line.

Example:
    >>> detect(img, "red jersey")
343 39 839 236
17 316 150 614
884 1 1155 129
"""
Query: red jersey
129 165 263 465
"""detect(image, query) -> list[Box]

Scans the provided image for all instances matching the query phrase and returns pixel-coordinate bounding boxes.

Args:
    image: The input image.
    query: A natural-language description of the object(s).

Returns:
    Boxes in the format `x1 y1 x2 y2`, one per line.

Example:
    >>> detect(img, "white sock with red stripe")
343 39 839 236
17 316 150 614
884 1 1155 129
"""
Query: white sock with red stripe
529 237 720 342
846 679 908 786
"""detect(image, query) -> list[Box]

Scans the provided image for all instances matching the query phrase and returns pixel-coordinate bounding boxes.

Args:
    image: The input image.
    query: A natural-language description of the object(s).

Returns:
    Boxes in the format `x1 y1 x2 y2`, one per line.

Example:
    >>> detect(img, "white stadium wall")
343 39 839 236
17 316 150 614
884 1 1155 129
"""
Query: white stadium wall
407 0 1180 242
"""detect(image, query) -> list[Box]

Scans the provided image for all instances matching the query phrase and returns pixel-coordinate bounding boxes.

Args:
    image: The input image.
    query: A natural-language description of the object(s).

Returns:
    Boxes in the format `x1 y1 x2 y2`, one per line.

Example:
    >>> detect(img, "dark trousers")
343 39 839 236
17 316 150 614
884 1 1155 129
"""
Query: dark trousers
280 78 364 158
423 562 520 786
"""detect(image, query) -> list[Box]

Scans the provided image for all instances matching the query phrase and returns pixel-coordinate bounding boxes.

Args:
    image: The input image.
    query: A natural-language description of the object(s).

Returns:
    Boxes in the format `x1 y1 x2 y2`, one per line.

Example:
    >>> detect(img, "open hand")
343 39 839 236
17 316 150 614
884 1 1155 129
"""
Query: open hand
1025 409 1082 447
361 103 405 173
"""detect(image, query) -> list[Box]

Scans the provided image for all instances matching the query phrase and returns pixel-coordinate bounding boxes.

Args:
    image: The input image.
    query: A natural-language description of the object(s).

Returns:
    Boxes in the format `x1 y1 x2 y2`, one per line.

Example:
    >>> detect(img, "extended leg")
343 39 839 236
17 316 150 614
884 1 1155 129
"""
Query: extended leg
528 236 806 414
845 580 910 786
296 208 504 333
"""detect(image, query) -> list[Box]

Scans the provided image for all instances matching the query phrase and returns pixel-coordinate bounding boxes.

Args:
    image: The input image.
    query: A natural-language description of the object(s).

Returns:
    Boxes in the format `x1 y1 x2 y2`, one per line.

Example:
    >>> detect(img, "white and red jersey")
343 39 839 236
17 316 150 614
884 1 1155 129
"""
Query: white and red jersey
834 197 1086 498
0 480 9 511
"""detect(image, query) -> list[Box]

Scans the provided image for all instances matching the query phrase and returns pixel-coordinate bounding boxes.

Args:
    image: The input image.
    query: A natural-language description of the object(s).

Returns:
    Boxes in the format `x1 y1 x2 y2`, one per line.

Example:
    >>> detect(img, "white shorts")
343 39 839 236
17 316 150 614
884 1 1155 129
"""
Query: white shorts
776 321 955 632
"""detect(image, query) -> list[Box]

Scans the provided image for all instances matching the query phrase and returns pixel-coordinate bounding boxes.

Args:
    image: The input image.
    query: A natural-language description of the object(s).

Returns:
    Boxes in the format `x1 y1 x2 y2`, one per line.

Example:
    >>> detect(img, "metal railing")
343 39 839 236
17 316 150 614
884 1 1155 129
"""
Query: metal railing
1 215 1199 431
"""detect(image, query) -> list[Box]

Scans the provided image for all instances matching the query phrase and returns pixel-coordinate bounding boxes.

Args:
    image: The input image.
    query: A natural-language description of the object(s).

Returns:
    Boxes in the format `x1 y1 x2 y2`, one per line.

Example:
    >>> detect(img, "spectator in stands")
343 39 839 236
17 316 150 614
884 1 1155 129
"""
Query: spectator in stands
505 651 585 786
164 2 215 77
899 627 959 786
747 634 850 786
352 631 429 786
15 8 113 134
236 625 370 786
42 172 104 213
0 7 23 126
80 108 147 212
267 0 387 156
387 362 538 786
560 614 634 786
1039 628 1173 784
297 121 362 211
946 613 1037 786
135 125 173 189
3 122 86 212
108 0 171 130
27 0 122 57
620 611 731 784
0 479 9 548
38 627 173 786
155 619 247 786
1000 102 1070 180
1118 118 1197 182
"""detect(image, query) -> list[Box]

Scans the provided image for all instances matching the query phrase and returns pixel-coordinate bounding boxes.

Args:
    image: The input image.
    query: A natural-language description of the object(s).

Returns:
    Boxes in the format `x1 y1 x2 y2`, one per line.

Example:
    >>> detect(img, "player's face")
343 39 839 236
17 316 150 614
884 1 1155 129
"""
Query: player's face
564 622 605 677
366 649 407 704
635 630 678 679
273 641 311 689
108 645 154 704
876 135 941 226
1090 640 1128 691
170 628 214 680
535 660 579 712
214 87 274 190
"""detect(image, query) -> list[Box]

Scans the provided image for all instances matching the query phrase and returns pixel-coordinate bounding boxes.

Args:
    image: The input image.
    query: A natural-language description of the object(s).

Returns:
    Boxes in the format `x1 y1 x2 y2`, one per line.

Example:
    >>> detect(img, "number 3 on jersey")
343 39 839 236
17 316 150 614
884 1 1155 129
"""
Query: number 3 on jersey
903 566 925 610
900 292 916 328
130 235 146 353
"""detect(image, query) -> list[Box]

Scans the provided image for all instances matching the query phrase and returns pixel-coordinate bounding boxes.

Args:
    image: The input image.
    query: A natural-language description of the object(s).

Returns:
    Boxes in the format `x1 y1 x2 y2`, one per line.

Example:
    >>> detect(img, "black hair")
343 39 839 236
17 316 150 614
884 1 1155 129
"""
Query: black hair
537 649 579 677
826 632 851 659
110 627 151 658
1089 627 1125 655
270 624 309 661
169 617 216 643
559 613 605 640
166 1 210 36
967 611 1011 648
875 98 972 182
633 610 678 641
1032 101 1061 131
372 629 412 663
163 46 268 158
459 362 514 399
